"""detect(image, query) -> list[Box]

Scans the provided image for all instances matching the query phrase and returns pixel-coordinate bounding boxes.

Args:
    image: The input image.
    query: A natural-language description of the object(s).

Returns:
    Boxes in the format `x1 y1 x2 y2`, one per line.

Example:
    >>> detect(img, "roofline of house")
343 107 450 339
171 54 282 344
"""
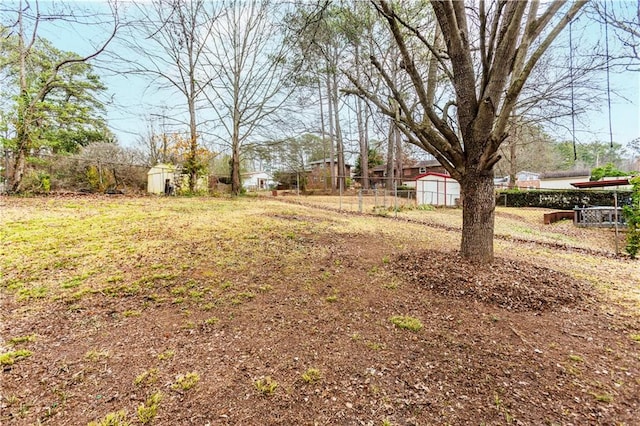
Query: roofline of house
571 179 630 188
539 170 591 179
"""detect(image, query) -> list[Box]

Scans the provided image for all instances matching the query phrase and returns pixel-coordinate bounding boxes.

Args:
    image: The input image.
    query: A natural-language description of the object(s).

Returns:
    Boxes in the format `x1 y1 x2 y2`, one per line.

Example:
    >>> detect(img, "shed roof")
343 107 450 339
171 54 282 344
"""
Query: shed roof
414 172 456 181
147 164 176 175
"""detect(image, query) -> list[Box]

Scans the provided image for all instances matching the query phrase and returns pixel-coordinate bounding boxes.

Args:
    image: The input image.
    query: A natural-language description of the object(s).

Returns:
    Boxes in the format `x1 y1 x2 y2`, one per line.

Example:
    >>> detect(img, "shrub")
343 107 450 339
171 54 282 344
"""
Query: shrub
623 176 640 258
497 189 632 210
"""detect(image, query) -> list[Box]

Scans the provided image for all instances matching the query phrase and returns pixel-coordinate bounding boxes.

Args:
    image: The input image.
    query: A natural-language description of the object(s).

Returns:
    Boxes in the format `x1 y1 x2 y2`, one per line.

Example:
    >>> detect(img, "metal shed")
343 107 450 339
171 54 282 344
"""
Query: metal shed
147 164 177 195
415 172 460 206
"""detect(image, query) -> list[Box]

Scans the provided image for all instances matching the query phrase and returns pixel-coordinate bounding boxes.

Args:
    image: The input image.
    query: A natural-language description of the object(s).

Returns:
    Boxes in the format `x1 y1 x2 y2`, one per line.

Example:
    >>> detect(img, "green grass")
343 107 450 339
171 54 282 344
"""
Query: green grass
7 334 37 345
137 392 162 424
87 410 129 426
0 349 33 366
301 368 322 383
171 372 200 391
254 376 278 395
389 315 423 332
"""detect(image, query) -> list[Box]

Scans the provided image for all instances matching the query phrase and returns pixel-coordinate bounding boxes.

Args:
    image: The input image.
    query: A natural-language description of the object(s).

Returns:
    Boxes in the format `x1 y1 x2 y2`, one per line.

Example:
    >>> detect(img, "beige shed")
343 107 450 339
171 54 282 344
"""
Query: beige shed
147 164 177 195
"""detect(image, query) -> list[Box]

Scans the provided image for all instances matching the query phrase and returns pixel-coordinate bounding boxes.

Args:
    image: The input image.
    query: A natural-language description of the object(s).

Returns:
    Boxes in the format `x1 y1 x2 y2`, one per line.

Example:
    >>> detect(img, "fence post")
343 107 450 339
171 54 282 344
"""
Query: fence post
358 189 363 213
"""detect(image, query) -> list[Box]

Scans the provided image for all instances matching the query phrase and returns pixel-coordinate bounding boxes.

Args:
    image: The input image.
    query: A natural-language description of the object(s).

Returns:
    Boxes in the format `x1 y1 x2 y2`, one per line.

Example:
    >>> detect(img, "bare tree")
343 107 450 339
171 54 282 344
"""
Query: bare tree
590 0 640 70
346 0 587 263
202 0 296 195
121 0 220 192
1 0 119 192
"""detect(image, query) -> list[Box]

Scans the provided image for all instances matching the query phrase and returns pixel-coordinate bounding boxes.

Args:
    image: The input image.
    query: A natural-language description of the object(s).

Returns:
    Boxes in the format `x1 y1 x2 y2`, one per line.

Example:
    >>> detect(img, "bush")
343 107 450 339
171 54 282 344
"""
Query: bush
21 170 51 194
497 189 632 210
623 177 640 258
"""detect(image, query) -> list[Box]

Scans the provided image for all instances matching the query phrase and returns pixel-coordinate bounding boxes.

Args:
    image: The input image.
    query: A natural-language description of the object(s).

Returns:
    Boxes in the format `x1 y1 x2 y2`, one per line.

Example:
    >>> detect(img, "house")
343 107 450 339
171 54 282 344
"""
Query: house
415 172 460 206
242 171 274 191
370 159 446 188
539 170 591 189
305 159 352 190
514 171 541 189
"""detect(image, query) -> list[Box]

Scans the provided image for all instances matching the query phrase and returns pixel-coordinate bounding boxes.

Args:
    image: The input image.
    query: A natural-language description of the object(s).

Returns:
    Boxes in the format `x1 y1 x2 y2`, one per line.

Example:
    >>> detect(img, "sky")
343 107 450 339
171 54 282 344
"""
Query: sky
3 0 640 156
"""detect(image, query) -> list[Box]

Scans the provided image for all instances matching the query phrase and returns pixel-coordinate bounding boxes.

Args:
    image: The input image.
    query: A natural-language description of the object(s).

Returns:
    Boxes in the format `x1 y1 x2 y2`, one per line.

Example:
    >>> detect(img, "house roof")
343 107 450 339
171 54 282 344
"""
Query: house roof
414 172 456 181
371 159 442 172
571 178 630 188
540 170 591 179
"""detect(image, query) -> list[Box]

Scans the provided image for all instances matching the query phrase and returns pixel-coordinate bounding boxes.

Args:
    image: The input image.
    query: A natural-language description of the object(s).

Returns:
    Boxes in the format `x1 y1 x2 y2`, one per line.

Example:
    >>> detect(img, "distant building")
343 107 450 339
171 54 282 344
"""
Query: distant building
370 159 446 188
305 159 352 190
147 164 177 195
147 164 208 194
242 171 274 191
539 170 591 190
415 172 460 206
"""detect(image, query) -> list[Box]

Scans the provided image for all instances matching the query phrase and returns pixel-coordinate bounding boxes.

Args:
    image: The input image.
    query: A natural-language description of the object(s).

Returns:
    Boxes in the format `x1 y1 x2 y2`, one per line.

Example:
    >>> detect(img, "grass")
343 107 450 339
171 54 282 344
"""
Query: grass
1 197 639 424
137 392 162 424
254 376 279 395
0 349 32 366
301 368 322 383
133 368 158 386
85 349 110 362
7 334 37 345
389 315 423 332
157 350 175 361
87 410 130 426
171 372 200 391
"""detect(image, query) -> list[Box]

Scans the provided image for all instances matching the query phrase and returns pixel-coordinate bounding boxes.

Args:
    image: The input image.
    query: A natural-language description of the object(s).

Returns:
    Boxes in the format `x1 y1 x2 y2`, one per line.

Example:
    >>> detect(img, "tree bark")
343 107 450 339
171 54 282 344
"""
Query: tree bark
460 169 495 263
326 74 336 192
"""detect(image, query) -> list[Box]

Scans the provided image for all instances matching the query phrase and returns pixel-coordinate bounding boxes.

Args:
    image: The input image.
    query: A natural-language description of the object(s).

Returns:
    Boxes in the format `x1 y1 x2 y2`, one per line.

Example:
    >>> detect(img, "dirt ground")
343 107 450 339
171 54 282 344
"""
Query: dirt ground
1 196 639 425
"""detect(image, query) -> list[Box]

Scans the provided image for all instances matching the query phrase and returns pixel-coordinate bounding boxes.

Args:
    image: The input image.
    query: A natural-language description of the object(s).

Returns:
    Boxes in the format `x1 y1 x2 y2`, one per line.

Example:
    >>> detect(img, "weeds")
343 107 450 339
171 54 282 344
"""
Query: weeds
254 376 278 395
0 349 32 366
134 368 158 386
157 350 175 361
7 334 36 345
301 368 322 383
85 349 110 362
171 372 200 391
204 317 220 325
137 392 162 424
591 392 613 403
389 315 423 332
87 410 130 426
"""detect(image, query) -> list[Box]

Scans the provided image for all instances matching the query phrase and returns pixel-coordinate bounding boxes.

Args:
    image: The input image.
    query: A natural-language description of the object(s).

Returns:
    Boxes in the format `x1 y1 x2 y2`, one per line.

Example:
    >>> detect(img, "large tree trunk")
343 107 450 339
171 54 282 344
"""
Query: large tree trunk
10 147 26 193
460 169 496 263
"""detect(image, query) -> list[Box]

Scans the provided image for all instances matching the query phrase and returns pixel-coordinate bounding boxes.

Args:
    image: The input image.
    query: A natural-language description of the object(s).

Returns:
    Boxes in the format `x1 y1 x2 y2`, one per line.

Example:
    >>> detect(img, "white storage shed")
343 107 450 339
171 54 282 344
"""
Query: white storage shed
147 164 177 194
415 172 460 206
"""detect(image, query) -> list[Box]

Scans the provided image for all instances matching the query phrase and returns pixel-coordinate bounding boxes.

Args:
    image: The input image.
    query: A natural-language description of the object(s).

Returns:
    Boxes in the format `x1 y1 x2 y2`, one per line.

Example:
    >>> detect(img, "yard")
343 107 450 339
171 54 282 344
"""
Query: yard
1 195 639 425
